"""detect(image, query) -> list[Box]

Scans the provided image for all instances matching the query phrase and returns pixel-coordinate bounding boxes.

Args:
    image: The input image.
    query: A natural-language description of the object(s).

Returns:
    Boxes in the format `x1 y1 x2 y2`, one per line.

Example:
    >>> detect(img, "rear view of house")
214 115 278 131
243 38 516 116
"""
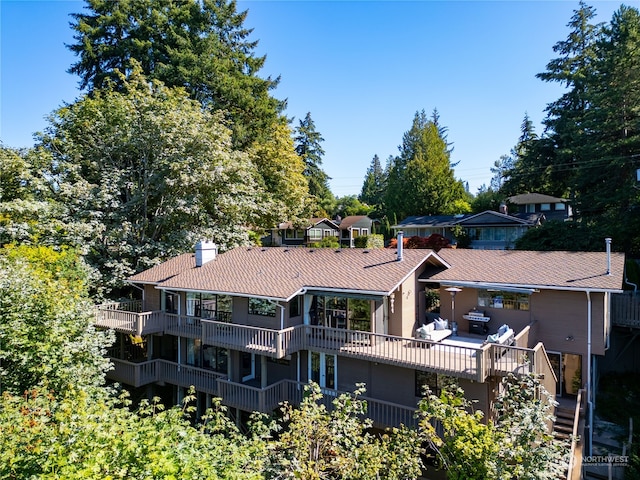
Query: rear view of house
95 239 624 453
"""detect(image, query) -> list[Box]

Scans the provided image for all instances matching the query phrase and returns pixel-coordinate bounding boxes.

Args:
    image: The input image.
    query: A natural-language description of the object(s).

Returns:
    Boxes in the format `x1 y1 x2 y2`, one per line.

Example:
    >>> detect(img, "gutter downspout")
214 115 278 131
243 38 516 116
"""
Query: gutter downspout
586 290 593 456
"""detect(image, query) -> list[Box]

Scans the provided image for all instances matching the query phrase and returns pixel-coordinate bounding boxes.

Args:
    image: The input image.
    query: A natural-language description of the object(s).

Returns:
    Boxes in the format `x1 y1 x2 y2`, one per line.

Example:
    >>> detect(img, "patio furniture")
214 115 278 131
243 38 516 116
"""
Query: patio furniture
415 318 452 343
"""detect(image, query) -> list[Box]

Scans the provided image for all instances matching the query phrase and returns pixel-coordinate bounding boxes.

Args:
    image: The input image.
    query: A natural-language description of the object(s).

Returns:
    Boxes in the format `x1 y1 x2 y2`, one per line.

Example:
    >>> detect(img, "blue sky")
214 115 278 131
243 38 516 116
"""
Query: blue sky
0 0 625 196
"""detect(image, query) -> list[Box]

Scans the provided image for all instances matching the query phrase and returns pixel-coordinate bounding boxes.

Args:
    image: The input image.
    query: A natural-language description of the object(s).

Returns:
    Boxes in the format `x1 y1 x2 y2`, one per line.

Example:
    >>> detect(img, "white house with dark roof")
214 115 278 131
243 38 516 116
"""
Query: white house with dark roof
95 239 624 463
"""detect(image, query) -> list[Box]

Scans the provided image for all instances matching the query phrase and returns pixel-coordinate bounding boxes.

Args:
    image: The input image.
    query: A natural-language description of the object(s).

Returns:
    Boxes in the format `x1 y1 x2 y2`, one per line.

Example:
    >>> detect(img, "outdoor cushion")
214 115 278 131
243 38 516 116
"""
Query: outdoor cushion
486 333 500 343
498 324 509 336
435 318 448 330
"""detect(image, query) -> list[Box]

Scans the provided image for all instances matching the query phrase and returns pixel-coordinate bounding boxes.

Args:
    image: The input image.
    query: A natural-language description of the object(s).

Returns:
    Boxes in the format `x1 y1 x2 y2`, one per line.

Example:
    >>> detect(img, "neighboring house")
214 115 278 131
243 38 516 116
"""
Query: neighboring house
507 193 573 222
95 237 624 452
335 215 374 247
393 210 543 250
270 217 339 246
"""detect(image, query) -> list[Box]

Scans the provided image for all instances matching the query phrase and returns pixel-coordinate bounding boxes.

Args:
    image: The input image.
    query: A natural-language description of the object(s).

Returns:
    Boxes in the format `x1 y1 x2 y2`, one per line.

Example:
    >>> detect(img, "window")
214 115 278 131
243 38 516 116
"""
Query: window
185 293 231 319
249 298 276 316
540 203 551 211
323 229 334 238
289 295 301 318
555 203 566 211
361 228 369 236
352 228 360 238
415 371 440 397
164 291 179 314
477 289 529 311
526 204 535 213
348 298 371 332
203 346 228 373
308 228 322 241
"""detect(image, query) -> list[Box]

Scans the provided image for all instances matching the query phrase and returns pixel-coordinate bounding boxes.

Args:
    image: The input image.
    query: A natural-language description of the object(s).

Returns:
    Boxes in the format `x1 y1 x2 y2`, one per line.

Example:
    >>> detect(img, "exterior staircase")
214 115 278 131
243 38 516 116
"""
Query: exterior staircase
555 404 576 441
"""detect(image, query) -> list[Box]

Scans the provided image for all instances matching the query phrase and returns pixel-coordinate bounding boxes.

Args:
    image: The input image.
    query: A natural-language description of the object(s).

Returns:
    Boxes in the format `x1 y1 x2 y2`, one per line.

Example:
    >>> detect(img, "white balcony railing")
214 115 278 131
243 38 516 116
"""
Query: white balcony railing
95 309 164 336
98 306 536 383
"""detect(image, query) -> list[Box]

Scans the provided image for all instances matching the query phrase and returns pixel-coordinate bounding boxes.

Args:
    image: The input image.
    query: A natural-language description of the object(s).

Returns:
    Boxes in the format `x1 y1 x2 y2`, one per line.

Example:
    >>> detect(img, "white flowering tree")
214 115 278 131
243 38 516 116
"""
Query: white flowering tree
33 66 263 291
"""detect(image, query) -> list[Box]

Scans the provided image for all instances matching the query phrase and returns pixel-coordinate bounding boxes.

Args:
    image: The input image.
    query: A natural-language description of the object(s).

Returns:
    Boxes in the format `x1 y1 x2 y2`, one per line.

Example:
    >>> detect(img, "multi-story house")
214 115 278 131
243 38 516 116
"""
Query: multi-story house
96 237 624 453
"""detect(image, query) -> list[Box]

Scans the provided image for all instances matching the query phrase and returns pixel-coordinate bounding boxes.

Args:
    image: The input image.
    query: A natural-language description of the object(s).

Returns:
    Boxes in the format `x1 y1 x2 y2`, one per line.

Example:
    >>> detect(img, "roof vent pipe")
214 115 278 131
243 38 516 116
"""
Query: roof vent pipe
397 231 404 262
605 237 612 275
195 240 218 267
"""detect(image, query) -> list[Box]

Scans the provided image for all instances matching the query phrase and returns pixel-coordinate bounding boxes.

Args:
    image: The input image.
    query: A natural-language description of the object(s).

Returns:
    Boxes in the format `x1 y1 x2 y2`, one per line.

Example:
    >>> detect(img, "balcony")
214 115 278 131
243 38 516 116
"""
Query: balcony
106 358 224 394
95 301 164 336
97 305 547 384
216 378 418 429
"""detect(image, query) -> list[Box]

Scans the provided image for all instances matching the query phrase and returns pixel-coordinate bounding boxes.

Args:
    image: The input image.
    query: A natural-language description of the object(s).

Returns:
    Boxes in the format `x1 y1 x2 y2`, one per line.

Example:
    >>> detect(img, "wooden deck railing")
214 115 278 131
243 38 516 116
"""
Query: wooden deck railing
164 314 204 339
612 291 640 328
156 360 224 395
95 309 165 335
107 358 158 387
107 358 225 394
202 320 298 358
98 306 536 383
217 378 418 429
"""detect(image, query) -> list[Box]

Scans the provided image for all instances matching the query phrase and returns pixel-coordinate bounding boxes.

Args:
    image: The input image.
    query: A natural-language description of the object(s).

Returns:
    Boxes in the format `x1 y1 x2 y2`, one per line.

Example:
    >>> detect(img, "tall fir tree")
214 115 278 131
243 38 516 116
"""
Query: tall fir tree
67 0 283 148
294 112 334 216
385 111 469 221
359 154 386 216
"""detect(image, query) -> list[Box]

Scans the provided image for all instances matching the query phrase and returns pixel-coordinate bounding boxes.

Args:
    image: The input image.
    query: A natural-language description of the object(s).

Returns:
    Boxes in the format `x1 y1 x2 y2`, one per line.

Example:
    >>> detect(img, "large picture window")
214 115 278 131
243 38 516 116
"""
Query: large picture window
249 298 276 317
477 289 529 311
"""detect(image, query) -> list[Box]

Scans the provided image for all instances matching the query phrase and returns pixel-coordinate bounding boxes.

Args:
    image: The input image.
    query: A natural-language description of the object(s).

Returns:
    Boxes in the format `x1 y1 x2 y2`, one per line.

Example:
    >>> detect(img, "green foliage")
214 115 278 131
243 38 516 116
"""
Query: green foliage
263 382 424 479
359 154 386 217
248 121 311 227
68 0 283 148
0 146 55 246
35 68 262 291
385 110 470 220
0 246 113 395
294 112 335 215
514 220 608 251
471 187 504 214
310 236 340 249
418 371 568 479
503 3 640 254
450 225 471 249
333 195 373 218
354 234 384 249
0 388 265 479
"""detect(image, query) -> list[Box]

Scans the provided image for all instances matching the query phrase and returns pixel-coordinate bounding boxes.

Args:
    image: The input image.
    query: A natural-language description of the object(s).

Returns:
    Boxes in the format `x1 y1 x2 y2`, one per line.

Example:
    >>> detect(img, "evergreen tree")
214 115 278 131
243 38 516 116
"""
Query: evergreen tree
294 112 334 215
359 154 386 216
575 5 640 252
385 110 469 220
534 1 602 196
68 0 283 148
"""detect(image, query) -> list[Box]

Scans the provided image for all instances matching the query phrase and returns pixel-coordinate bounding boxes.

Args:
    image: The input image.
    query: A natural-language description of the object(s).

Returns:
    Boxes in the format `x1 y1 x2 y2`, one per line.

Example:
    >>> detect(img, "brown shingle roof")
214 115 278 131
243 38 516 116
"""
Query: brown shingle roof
430 249 625 291
129 247 441 300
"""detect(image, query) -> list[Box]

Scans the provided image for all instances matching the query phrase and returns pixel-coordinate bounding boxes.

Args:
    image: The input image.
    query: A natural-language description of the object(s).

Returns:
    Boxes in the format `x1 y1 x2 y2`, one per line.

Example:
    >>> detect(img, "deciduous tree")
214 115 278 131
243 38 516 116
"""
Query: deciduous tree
35 68 261 291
